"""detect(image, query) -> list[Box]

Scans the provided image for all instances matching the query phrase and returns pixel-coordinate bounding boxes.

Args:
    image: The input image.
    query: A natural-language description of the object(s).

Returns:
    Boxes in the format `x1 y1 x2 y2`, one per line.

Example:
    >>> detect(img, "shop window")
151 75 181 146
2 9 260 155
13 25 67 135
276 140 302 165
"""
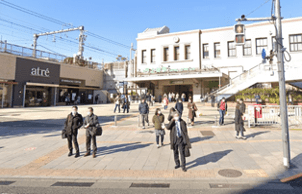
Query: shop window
289 34 302 52
256 38 267 55
203 44 209 59
243 39 252 56
228 41 236 57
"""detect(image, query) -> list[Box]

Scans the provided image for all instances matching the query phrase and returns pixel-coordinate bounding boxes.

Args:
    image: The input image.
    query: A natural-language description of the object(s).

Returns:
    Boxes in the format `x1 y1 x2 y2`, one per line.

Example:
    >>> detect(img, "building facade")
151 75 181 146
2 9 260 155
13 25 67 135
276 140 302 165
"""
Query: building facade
125 17 302 102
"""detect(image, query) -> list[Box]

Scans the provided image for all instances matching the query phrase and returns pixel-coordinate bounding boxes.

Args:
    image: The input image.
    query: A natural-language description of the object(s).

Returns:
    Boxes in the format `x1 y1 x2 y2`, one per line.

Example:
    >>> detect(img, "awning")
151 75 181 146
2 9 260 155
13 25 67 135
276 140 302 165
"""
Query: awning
26 82 60 87
59 85 100 90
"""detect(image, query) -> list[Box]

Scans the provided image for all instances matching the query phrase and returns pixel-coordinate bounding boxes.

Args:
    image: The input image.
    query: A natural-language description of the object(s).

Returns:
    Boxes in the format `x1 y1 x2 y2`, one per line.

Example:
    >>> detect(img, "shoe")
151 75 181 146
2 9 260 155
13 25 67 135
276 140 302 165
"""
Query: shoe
241 136 247 140
175 165 180 169
84 152 90 157
68 152 72 157
236 136 239 139
157 144 160 148
142 126 145 129
182 167 187 172
93 153 96 158
161 142 164 146
75 153 80 158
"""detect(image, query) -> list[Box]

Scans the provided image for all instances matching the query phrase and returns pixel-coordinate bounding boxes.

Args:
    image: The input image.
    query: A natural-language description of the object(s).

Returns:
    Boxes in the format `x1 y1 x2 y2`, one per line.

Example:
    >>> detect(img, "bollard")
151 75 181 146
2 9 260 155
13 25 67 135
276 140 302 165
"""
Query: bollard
114 115 117 126
138 115 140 127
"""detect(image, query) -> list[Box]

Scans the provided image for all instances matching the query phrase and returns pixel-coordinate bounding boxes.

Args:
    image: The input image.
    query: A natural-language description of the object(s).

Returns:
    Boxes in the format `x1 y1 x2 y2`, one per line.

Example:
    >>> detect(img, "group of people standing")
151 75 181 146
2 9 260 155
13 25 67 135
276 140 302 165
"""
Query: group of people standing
165 92 186 103
113 94 130 113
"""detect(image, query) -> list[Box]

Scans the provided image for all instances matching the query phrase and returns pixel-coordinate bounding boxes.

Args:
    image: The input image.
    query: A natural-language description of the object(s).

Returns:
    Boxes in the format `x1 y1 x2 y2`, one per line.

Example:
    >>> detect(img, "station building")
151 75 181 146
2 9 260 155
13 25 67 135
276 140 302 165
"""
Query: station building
124 17 302 102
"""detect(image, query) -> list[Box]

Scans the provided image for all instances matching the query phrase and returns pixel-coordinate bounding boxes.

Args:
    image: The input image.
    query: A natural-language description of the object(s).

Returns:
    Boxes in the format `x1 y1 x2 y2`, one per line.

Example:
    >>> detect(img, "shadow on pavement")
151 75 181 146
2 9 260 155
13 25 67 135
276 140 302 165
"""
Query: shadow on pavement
190 136 213 143
245 131 270 139
96 142 152 156
187 150 233 169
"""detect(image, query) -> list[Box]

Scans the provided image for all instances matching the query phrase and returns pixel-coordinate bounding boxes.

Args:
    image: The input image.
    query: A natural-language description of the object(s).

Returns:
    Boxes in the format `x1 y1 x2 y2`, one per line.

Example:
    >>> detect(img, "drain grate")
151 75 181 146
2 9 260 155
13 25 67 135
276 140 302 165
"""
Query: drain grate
130 183 170 188
218 169 242 178
210 183 250 189
200 131 215 136
0 181 15 185
51 182 94 187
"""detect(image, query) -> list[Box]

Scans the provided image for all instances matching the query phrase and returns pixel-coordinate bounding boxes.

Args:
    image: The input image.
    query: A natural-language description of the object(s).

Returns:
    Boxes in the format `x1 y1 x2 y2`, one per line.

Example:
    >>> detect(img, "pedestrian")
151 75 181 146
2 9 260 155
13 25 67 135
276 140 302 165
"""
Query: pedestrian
83 107 99 158
175 98 184 118
255 94 260 104
187 97 198 126
182 93 186 102
176 93 179 101
95 94 99 104
64 106 83 158
172 92 175 102
289 94 293 105
162 95 169 110
167 112 191 172
168 107 176 122
235 103 246 140
239 98 246 114
152 108 165 148
77 96 81 105
139 98 149 129
168 92 172 102
65 95 70 105
146 92 151 107
114 94 121 113
217 97 228 126
158 94 162 104
123 96 130 113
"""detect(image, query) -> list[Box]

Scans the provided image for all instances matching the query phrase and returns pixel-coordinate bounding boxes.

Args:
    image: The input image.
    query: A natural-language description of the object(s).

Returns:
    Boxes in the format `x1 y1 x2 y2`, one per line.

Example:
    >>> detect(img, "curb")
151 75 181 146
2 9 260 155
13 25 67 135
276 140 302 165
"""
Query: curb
280 173 302 183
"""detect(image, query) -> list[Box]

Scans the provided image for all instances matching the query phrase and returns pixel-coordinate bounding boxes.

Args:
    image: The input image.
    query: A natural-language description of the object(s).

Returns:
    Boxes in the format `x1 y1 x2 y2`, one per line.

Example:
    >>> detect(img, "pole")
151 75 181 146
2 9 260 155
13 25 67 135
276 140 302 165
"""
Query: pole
275 0 290 168
2 83 4 108
32 34 38 58
23 84 26 108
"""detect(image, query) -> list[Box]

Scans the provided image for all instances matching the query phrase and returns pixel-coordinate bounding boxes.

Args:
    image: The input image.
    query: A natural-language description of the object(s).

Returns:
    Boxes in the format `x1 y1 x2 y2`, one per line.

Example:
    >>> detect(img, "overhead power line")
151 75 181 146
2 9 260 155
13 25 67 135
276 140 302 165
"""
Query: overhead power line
246 0 272 17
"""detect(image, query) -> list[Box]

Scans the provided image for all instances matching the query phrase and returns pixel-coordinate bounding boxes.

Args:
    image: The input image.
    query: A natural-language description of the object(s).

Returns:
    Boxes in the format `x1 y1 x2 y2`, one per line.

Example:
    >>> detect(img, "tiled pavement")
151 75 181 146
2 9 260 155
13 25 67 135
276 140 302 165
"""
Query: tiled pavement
0 103 302 183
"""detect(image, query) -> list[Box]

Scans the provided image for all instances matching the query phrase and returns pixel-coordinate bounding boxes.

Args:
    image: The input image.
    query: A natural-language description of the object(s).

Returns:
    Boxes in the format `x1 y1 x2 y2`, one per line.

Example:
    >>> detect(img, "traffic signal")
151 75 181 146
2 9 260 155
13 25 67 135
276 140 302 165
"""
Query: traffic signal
234 23 245 45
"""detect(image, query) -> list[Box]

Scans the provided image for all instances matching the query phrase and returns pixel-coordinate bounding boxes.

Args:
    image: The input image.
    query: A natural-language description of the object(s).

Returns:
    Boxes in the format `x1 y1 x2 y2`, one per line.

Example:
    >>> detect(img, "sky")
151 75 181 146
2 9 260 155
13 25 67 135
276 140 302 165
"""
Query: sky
0 0 301 63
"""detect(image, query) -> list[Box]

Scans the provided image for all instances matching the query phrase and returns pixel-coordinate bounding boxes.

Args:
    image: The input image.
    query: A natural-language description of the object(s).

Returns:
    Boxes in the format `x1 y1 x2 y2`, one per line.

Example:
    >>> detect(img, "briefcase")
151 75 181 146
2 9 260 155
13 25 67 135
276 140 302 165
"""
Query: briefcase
185 147 191 157
93 124 103 136
61 129 67 139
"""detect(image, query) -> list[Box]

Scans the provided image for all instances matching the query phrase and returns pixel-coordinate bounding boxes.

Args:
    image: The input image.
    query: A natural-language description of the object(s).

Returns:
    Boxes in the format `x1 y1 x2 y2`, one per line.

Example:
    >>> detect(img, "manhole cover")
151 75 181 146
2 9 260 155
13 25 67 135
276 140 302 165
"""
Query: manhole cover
200 131 215 136
218 169 242 178
130 183 170 188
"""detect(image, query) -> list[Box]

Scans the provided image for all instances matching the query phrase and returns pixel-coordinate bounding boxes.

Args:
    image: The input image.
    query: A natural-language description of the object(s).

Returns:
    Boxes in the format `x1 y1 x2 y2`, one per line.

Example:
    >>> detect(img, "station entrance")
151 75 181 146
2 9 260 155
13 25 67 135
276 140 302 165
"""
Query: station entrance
163 84 193 101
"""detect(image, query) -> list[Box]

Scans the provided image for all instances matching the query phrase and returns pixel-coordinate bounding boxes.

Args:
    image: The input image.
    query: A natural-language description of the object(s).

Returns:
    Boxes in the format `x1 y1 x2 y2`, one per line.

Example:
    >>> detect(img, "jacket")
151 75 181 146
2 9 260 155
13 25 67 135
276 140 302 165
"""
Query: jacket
83 113 99 136
64 112 83 135
139 102 149 114
217 100 228 111
152 114 165 130
187 102 197 119
167 119 192 150
175 102 184 114
239 103 246 114
235 109 245 132
114 97 121 104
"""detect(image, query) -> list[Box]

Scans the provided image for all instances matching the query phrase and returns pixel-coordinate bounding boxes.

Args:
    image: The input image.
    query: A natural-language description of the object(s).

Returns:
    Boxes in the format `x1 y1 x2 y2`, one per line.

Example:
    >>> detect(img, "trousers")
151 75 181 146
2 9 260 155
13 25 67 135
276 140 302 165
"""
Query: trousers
219 109 225 125
141 114 149 127
67 133 79 154
173 136 186 167
114 104 120 113
156 135 164 144
86 131 97 154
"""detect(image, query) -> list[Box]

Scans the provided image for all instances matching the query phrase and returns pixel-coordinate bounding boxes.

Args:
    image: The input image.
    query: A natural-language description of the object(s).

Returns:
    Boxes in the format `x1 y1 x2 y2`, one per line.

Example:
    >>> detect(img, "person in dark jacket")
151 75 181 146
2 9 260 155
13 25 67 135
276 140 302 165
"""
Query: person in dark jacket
64 106 83 158
239 98 246 114
152 108 165 148
235 103 246 140
139 99 149 129
123 96 130 113
175 98 184 118
167 112 191 172
217 97 228 126
167 107 176 122
83 107 99 158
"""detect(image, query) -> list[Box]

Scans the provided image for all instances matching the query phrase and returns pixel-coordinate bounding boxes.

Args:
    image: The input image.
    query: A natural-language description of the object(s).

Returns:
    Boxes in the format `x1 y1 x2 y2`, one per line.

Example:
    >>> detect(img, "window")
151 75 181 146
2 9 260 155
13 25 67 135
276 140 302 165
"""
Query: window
174 46 180 61
243 39 252 56
228 41 236 57
142 50 147 64
185 45 191 60
203 44 209 59
151 49 156 63
163 47 169 61
256 38 267 55
214 43 220 58
289 34 302 52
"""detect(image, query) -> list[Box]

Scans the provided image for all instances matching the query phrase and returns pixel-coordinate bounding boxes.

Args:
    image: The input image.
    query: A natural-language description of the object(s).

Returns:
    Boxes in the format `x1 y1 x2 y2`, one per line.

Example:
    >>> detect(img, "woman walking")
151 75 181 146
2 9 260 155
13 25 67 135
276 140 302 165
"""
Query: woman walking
187 96 198 126
235 103 246 139
152 108 165 148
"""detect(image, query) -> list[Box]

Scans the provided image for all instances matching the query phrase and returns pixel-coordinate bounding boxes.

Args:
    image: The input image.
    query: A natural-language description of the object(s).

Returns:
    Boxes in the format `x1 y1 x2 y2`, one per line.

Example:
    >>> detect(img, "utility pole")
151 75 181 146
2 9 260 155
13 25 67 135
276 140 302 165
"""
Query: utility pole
275 0 290 168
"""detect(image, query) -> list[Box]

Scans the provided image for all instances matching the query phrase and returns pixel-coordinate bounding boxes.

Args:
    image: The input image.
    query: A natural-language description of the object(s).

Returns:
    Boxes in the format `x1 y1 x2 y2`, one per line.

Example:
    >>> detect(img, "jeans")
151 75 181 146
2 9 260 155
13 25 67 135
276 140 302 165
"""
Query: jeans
114 104 120 113
156 135 164 145
164 105 168 110
141 114 149 127
182 98 185 102
219 109 225 125
123 105 129 113
169 98 171 102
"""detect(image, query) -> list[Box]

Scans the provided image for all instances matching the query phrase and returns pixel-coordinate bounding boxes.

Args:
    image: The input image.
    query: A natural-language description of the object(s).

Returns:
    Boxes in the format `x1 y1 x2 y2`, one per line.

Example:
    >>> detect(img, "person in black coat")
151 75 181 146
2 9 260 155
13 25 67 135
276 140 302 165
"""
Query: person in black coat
239 98 246 114
175 98 184 118
167 112 192 172
83 107 99 158
139 99 149 129
64 106 83 158
235 103 246 140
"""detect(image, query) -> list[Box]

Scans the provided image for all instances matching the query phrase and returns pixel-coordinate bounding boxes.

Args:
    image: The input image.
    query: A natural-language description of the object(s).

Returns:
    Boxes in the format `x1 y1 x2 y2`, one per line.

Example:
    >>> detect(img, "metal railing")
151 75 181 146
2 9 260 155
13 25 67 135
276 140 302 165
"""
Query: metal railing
137 67 220 77
0 41 103 70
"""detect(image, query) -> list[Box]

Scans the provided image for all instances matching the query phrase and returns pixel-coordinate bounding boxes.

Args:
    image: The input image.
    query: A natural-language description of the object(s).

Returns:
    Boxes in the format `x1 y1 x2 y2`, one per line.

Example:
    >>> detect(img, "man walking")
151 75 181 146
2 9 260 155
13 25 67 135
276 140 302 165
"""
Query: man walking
175 98 184 118
114 94 121 113
64 106 83 158
83 107 99 158
217 97 227 126
139 99 149 129
167 112 191 172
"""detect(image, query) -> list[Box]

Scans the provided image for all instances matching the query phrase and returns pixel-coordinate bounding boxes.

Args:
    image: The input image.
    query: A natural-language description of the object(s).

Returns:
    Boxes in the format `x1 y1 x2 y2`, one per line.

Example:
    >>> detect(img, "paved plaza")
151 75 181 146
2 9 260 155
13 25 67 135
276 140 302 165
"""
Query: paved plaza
1 103 302 192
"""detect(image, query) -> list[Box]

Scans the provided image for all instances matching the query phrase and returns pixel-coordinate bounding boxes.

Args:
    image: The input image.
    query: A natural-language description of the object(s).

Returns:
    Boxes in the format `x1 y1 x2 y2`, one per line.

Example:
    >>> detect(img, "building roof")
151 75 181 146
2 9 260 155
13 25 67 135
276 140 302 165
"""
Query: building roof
143 26 170 34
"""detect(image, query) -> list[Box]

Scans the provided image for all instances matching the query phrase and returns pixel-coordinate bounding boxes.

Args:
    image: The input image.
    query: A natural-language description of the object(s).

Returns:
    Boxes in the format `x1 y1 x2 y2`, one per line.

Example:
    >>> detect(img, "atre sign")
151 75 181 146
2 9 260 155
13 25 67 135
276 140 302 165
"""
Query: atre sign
30 67 50 77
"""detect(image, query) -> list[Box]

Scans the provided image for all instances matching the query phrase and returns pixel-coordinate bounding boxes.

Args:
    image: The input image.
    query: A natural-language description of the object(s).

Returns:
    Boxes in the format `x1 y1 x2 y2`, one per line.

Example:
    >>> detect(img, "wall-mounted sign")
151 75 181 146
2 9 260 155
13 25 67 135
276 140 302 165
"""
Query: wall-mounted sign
170 80 184 84
60 79 82 84
31 67 50 77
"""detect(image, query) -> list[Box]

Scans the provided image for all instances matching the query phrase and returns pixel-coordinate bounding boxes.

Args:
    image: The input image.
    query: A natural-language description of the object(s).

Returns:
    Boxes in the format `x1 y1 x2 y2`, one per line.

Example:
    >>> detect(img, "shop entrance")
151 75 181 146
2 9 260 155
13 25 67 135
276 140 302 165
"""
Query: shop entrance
163 84 193 101
25 86 52 107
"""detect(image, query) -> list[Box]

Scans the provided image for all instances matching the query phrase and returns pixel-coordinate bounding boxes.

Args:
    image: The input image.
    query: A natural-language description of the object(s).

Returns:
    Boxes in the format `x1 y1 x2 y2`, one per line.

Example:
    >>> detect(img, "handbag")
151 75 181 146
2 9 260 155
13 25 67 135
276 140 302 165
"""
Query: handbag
61 129 67 139
185 146 191 157
93 124 103 136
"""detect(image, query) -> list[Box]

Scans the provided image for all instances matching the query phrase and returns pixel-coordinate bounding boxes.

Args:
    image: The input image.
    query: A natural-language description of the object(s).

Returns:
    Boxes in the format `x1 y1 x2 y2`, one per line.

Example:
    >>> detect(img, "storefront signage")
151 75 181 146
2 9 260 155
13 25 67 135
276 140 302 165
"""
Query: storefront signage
170 81 184 84
31 67 50 77
60 79 82 84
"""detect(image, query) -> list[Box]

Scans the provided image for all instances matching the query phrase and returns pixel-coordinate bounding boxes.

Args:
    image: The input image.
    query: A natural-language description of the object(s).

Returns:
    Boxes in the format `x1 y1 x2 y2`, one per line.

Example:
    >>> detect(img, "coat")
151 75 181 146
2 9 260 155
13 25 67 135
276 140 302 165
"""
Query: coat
64 112 83 135
239 103 246 114
175 102 184 114
235 109 245 132
187 102 197 119
166 119 192 150
83 113 99 136
139 102 149 114
152 114 165 130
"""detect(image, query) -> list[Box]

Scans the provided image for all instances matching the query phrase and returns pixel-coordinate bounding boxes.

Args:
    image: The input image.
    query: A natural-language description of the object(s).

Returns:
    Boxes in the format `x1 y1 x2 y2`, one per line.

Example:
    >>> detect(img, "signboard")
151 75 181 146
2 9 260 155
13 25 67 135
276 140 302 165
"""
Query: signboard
170 80 184 85
60 79 82 84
